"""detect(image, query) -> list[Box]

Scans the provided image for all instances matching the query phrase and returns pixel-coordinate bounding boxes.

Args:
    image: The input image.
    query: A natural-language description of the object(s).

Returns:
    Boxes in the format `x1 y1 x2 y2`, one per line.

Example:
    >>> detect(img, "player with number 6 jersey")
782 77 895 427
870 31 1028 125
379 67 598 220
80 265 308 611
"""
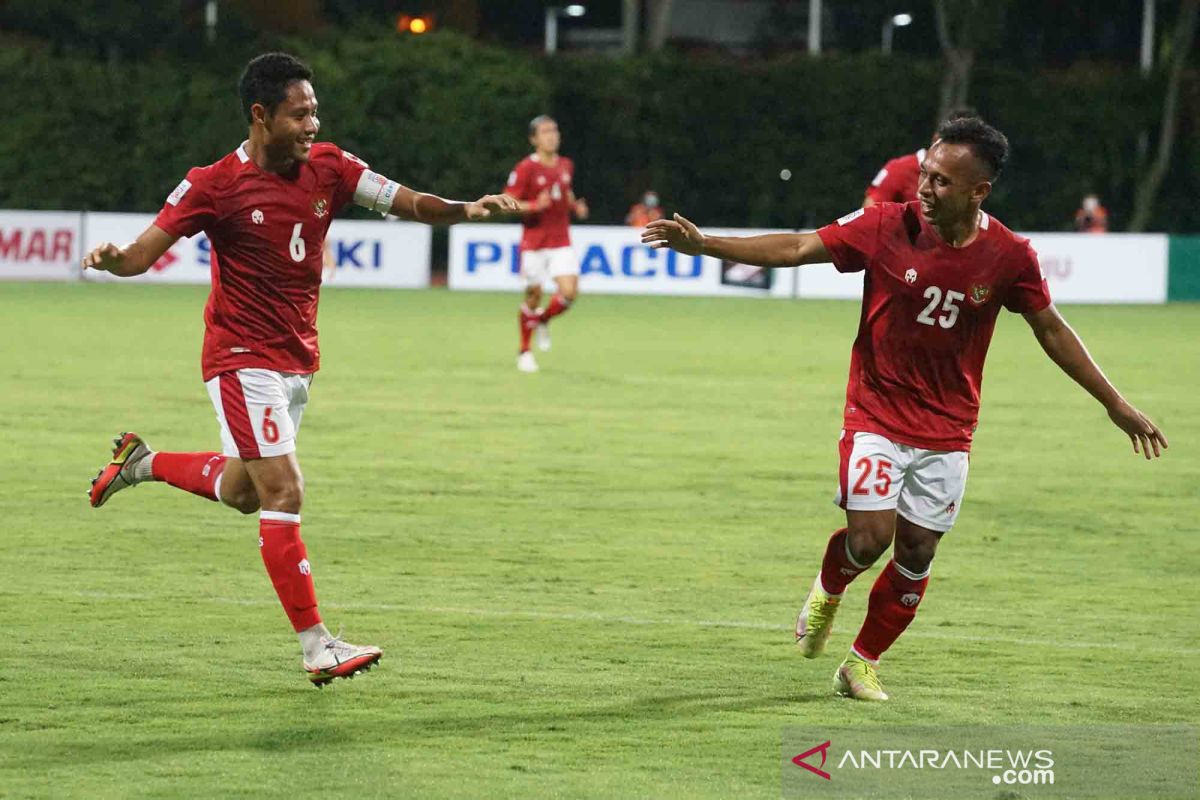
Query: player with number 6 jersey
642 116 1168 702
82 52 518 687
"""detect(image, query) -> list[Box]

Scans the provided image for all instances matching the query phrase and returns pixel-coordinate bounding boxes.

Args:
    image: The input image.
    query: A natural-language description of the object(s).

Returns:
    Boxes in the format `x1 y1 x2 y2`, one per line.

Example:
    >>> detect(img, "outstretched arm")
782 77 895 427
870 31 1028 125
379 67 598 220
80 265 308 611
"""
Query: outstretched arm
1023 304 1168 459
640 213 830 268
82 224 177 277
388 184 519 224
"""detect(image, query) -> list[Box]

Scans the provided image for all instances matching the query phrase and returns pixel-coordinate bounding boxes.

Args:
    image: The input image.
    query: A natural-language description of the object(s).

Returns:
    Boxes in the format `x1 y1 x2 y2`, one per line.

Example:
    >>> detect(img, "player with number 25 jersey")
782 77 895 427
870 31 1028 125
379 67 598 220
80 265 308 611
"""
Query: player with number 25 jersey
642 116 1166 703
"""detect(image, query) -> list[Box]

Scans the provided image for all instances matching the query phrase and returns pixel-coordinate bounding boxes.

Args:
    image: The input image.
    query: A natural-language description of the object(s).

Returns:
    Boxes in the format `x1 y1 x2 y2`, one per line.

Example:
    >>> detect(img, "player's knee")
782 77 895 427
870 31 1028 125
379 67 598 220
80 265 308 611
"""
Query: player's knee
225 489 261 515
893 529 940 573
847 524 892 565
560 287 578 302
259 479 304 515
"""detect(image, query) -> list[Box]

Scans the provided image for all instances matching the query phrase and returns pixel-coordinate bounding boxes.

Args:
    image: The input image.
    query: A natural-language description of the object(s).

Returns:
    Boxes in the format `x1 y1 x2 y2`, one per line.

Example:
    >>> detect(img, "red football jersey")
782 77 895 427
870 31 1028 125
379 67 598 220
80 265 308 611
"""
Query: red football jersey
865 149 925 204
817 201 1052 452
505 154 575 250
154 142 366 381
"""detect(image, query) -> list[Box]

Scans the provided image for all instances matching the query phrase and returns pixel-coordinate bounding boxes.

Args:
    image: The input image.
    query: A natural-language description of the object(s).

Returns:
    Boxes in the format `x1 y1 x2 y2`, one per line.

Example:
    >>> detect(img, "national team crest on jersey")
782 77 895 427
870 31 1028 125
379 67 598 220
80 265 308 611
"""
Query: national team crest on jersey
904 268 918 284
312 198 329 219
968 284 991 306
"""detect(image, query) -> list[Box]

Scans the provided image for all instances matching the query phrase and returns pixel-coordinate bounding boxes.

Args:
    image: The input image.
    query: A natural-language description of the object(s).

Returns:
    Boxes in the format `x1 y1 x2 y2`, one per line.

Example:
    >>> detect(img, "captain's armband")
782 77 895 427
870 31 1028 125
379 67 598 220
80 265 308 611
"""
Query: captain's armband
353 170 401 216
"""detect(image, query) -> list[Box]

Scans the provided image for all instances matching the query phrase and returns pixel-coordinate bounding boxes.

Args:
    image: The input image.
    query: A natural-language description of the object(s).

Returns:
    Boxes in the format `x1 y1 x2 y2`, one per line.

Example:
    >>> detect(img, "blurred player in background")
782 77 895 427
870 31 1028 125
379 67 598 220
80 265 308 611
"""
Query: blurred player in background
83 52 517 686
863 108 975 207
505 115 589 373
643 116 1167 701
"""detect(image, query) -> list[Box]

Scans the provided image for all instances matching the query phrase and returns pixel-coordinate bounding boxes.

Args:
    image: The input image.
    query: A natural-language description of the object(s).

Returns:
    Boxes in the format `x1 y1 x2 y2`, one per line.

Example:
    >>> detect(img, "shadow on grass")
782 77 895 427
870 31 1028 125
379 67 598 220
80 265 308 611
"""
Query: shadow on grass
8 689 808 768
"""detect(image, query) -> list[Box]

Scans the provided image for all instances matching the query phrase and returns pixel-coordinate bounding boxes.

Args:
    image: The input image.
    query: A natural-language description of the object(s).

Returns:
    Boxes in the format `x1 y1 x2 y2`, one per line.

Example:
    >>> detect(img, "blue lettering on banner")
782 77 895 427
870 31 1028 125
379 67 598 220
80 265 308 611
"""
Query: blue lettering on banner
467 241 501 273
621 245 657 278
333 239 382 269
196 236 211 267
580 244 613 276
667 250 703 278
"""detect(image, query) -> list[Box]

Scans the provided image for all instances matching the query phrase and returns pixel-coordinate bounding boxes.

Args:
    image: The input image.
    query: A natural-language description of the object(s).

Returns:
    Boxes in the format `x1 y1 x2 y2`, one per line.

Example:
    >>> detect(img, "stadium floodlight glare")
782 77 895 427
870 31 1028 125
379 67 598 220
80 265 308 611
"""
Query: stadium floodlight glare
546 5 587 54
882 12 913 54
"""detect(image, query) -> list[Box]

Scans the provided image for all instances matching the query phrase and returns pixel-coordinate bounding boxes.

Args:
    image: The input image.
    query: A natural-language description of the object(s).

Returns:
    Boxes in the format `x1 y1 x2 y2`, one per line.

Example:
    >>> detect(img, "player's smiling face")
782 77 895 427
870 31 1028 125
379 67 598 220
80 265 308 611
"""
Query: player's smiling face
263 80 320 164
917 142 991 227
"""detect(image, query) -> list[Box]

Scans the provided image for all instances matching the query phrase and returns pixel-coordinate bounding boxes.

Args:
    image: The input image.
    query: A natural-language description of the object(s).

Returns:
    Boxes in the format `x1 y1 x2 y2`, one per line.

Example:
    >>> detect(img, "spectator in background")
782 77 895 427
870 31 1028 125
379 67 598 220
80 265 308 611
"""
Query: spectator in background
626 190 663 227
1074 194 1109 233
864 109 976 207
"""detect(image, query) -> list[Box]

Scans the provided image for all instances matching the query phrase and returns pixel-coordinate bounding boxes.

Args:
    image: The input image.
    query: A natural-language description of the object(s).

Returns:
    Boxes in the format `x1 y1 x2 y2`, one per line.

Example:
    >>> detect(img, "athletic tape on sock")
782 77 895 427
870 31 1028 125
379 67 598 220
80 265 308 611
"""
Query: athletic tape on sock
260 509 302 524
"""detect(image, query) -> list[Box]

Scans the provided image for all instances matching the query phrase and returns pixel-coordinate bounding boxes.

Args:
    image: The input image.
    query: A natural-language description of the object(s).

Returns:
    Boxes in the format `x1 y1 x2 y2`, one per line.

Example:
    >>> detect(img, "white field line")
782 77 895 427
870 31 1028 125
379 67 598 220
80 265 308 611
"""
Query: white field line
65 590 1200 656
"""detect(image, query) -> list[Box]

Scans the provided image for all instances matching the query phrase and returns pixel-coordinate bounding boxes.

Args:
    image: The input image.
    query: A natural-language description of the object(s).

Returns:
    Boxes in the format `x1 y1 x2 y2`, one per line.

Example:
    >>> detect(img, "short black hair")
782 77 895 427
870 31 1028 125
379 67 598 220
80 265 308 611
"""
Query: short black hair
239 52 313 124
935 116 1009 180
528 114 555 136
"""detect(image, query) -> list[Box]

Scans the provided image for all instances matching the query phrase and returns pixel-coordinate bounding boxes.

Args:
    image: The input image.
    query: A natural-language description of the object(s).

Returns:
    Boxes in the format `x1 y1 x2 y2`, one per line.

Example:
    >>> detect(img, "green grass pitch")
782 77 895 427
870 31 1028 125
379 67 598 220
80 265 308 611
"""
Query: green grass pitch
0 283 1196 798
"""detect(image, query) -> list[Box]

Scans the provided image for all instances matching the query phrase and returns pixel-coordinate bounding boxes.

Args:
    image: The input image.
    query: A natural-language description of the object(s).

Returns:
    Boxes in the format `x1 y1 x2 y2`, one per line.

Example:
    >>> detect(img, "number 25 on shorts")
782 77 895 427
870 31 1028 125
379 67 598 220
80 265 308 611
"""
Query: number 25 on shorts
852 457 893 496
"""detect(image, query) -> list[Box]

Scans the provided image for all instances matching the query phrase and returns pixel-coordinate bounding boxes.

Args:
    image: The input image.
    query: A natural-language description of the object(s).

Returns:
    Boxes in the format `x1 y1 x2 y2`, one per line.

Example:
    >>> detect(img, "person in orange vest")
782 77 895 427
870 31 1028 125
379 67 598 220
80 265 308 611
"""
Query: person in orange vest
626 190 663 227
1074 194 1109 233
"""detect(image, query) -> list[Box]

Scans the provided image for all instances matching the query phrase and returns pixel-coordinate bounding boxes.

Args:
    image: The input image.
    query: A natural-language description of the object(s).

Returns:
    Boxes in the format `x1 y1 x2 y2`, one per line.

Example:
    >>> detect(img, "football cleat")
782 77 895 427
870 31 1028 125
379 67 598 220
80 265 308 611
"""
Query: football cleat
517 351 539 373
795 575 840 658
535 323 552 352
89 432 153 508
833 653 889 701
304 635 383 687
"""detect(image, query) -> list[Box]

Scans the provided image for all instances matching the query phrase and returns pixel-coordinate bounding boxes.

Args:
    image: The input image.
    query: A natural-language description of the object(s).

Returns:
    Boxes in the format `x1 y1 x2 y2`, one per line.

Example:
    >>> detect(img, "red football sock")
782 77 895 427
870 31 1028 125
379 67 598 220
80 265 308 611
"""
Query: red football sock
817 528 870 595
518 304 541 353
150 452 226 502
259 512 322 632
541 293 572 323
852 559 930 663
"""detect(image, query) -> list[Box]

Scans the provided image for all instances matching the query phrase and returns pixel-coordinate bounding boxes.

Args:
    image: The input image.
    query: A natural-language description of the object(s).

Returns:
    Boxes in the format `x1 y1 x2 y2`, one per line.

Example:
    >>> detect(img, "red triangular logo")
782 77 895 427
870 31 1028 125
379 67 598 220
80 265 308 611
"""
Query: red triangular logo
792 740 832 780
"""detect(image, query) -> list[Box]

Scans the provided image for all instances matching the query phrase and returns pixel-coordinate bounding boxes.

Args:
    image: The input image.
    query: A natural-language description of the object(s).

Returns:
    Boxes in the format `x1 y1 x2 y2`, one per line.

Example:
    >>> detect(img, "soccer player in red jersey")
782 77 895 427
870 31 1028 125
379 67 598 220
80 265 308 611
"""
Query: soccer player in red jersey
643 117 1168 701
864 109 975 207
863 147 925 206
82 53 518 686
504 115 589 373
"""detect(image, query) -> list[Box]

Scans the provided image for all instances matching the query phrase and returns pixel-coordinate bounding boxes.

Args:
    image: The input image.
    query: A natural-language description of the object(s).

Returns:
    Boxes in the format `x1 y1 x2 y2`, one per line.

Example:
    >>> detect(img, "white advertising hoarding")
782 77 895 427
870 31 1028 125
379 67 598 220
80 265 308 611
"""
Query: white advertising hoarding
81 213 431 289
449 224 796 298
1023 233 1167 304
794 232 1169 304
0 210 82 281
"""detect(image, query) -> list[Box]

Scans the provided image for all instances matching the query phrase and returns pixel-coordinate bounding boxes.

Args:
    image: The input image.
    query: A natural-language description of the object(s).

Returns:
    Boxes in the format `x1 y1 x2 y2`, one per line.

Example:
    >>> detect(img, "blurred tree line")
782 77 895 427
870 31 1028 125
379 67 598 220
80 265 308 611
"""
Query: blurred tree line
2 21 1199 232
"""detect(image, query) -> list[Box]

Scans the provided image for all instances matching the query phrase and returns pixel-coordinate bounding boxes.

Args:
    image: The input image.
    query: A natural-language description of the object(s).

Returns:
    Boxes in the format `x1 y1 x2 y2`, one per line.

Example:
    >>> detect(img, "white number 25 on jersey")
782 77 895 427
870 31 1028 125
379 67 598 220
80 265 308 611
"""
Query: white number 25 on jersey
916 286 964 328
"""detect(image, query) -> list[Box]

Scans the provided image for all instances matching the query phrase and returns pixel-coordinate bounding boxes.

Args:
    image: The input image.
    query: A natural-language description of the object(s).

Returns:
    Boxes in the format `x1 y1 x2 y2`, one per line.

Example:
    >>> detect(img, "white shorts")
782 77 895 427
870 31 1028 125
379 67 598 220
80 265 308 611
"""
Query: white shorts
204 369 312 459
833 429 969 533
520 247 577 287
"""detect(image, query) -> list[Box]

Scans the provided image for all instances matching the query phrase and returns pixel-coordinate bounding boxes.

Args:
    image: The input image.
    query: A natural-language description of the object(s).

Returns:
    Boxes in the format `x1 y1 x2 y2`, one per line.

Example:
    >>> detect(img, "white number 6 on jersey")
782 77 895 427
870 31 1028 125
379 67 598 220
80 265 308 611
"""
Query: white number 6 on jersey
288 223 306 262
